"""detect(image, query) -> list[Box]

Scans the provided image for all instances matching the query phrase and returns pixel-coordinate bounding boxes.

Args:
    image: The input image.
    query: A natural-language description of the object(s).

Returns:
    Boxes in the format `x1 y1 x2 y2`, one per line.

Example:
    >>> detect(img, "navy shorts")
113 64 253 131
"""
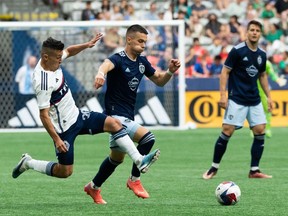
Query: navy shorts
56 109 107 165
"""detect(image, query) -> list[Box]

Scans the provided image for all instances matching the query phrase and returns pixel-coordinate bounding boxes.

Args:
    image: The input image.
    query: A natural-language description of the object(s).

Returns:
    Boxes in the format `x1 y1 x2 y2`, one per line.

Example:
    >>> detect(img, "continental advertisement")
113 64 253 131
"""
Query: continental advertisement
186 90 288 128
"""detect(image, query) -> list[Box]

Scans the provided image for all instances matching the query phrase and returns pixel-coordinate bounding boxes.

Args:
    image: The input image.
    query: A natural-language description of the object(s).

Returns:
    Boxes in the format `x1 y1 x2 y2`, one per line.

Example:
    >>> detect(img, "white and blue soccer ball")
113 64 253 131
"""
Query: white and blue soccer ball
215 181 241 205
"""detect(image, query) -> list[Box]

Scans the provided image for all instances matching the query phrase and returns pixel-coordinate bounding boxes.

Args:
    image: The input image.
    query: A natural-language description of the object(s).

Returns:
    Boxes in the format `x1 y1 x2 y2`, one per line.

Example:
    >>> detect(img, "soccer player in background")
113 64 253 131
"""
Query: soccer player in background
12 34 160 204
94 24 181 198
202 20 273 179
255 59 287 138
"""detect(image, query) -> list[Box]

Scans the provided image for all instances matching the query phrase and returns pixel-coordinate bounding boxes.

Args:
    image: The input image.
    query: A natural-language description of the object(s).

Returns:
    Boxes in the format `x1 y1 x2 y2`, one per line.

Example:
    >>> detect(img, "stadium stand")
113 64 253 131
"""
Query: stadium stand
1 0 288 76
0 0 60 21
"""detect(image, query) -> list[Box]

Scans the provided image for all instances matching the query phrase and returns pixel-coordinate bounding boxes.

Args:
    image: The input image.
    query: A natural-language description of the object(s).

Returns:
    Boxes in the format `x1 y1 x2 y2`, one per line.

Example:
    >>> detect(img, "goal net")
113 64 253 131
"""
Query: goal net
0 20 185 130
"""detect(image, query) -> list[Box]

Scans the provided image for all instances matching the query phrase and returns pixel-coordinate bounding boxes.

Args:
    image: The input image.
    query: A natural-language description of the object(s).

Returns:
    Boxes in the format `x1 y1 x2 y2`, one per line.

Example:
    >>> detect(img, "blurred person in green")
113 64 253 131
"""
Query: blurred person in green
255 60 286 138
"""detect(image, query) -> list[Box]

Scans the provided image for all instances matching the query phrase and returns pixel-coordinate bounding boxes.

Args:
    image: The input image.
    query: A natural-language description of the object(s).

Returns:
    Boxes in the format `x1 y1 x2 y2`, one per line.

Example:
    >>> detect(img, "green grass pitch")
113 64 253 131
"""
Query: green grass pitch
0 127 287 216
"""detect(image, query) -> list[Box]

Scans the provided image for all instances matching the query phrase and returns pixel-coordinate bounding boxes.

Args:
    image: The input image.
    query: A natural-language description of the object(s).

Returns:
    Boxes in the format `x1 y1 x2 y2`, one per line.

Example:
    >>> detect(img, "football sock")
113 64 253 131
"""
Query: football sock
112 128 143 165
212 132 230 164
212 162 220 169
130 175 140 182
250 167 260 173
131 132 155 178
92 157 121 188
250 134 265 167
26 159 56 176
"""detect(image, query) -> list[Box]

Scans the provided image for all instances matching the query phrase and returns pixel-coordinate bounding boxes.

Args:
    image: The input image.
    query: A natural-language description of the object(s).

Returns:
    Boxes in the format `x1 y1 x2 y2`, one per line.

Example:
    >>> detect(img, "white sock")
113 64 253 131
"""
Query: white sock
250 166 259 171
130 175 140 182
115 135 143 165
91 181 100 190
27 159 50 174
212 163 220 169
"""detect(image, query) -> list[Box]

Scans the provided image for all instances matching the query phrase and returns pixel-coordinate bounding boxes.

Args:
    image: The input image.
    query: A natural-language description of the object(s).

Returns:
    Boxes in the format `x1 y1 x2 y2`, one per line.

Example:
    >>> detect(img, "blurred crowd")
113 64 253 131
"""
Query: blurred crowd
7 0 288 78
72 0 288 78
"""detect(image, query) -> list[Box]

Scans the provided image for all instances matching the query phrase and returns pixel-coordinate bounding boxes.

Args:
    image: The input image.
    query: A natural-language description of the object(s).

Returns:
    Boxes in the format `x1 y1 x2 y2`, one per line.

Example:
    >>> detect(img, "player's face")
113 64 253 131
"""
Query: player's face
129 32 147 55
46 50 63 71
246 24 261 44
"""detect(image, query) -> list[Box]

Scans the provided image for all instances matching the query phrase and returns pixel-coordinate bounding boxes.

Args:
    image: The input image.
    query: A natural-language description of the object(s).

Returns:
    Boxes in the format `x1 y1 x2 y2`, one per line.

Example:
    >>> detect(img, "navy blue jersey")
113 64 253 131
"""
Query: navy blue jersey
224 42 267 106
104 50 156 120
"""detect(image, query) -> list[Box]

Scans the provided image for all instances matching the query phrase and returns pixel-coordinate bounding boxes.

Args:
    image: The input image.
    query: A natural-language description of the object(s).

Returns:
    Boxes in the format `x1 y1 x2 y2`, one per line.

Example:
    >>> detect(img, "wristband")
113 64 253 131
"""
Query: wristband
166 70 173 76
98 71 106 78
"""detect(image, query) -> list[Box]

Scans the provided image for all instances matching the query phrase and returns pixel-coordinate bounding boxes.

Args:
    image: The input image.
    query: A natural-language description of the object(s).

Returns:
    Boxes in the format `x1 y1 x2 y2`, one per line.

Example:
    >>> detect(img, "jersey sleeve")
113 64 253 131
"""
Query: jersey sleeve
35 89 52 110
142 56 156 77
33 73 53 110
224 47 238 69
260 56 267 74
108 53 120 68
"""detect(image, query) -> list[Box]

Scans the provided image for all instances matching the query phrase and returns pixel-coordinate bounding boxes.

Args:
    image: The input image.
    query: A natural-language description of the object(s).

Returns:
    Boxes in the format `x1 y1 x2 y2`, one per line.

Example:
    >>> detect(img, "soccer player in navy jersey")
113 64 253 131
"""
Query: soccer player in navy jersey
12 34 160 204
94 24 181 198
203 20 273 179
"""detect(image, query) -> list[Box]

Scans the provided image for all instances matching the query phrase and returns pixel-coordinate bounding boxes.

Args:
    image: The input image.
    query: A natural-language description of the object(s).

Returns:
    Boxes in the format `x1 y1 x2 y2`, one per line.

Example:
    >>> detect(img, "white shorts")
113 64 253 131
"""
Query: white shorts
223 100 266 129
109 115 141 151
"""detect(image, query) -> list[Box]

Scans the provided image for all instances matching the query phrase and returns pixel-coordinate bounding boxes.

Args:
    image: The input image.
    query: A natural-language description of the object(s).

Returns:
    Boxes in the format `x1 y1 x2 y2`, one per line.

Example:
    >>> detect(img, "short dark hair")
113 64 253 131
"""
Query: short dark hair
126 24 148 37
247 20 263 31
42 37 64 51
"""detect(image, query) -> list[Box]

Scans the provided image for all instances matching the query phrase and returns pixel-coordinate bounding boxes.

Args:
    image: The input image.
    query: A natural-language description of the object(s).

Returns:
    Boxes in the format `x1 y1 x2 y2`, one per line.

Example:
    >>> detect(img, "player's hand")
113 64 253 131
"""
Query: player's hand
94 72 106 89
168 59 181 74
55 139 68 153
276 76 287 87
218 96 228 109
87 33 103 48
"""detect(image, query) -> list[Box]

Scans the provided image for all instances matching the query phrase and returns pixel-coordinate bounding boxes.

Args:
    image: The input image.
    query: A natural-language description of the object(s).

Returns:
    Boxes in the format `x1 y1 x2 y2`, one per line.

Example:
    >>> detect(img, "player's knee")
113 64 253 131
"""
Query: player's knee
110 150 125 163
252 124 265 135
55 165 73 178
106 117 122 133
222 125 234 136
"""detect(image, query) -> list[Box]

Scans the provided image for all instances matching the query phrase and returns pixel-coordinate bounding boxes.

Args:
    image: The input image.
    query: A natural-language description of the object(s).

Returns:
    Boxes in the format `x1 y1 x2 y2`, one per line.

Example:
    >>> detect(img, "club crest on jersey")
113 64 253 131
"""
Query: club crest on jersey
128 77 139 91
257 55 262 65
246 65 258 77
139 64 145 74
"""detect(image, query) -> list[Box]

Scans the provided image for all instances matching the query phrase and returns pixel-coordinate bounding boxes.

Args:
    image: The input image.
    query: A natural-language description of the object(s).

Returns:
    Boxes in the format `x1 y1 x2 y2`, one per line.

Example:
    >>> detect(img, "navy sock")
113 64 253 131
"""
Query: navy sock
131 132 155 177
250 134 265 167
93 157 121 187
212 132 230 164
46 162 57 176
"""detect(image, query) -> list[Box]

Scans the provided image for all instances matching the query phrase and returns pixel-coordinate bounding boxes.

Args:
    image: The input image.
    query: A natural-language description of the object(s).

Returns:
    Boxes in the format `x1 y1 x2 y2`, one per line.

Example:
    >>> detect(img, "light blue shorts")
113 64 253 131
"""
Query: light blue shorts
223 100 266 129
109 115 141 151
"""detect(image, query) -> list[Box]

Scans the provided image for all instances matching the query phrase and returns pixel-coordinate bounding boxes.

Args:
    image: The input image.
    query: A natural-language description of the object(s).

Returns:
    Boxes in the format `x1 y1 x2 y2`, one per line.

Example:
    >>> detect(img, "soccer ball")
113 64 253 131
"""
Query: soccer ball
215 181 241 205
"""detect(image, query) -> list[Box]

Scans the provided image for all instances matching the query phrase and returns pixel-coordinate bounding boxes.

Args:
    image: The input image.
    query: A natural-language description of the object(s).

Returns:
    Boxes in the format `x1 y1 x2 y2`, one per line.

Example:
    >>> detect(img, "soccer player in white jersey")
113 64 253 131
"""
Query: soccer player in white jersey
12 34 160 204
202 20 273 179
94 24 181 199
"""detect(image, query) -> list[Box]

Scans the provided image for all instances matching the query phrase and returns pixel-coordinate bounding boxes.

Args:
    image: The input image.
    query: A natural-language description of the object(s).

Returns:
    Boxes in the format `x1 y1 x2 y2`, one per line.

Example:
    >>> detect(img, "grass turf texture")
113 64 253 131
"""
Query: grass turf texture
0 128 286 216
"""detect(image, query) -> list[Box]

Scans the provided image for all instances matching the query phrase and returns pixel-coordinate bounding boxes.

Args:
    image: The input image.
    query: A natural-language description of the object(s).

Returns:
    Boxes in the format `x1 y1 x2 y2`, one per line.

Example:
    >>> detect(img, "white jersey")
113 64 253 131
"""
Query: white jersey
32 52 79 133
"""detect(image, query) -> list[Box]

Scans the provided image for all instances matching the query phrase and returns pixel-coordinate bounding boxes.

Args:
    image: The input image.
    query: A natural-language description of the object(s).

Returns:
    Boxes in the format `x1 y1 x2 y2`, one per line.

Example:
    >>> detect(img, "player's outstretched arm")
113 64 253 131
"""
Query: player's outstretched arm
94 59 115 89
65 32 103 58
149 59 181 87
